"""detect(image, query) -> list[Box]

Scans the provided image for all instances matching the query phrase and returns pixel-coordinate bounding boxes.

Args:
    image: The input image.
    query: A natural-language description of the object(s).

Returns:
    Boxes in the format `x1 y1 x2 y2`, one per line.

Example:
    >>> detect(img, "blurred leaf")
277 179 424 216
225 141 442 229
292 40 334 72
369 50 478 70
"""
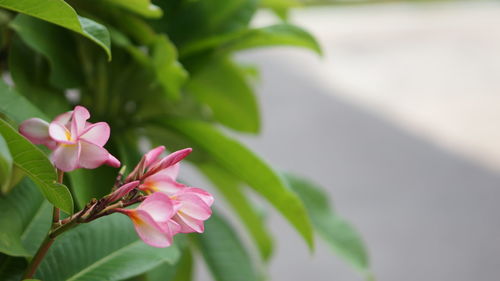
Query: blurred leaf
0 134 13 193
181 24 321 58
145 249 193 281
0 79 47 124
151 35 188 100
69 165 117 208
0 119 73 214
186 58 259 133
8 37 70 118
0 0 111 58
260 0 301 20
199 163 273 261
158 118 314 249
196 212 258 281
283 173 372 278
155 0 258 47
10 14 84 89
0 178 51 257
102 0 162 18
222 24 321 55
35 214 180 281
0 254 27 281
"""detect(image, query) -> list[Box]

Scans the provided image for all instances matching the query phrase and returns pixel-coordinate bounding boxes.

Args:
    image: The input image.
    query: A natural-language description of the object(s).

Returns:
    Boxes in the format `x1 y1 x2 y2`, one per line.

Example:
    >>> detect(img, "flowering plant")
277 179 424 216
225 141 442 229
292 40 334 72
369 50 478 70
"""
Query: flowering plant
0 1 371 281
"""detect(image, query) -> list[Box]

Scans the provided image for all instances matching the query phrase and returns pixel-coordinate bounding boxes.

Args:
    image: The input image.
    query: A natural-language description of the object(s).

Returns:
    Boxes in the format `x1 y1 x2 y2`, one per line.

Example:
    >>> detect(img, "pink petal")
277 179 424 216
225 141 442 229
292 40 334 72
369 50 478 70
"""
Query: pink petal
79 122 110 146
144 146 165 167
19 118 51 145
53 111 72 127
175 193 212 220
158 148 192 169
129 210 174 247
140 173 185 195
179 187 214 206
78 140 110 169
49 122 75 144
106 154 121 168
107 181 139 202
70 105 90 136
145 148 192 177
156 163 179 180
137 192 176 222
173 213 205 233
51 143 81 172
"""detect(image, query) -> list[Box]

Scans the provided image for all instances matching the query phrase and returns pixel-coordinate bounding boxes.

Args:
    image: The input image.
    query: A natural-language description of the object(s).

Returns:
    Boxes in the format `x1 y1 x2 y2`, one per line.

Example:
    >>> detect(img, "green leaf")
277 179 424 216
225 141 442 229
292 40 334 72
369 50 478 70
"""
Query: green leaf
182 24 321 57
145 249 193 281
102 0 162 18
10 14 84 89
8 37 70 118
0 119 73 214
222 24 321 55
199 163 273 261
196 212 258 281
283 173 372 278
186 58 260 133
0 79 47 124
0 254 27 281
0 0 111 59
0 178 51 257
0 134 13 193
35 214 180 281
69 166 117 208
154 0 258 47
151 35 188 100
158 118 314 249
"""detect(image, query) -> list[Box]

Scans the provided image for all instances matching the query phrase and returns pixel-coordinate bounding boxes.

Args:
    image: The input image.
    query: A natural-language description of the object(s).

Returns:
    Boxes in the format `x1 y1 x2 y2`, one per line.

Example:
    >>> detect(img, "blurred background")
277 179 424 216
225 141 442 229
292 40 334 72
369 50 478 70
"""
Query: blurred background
192 0 500 280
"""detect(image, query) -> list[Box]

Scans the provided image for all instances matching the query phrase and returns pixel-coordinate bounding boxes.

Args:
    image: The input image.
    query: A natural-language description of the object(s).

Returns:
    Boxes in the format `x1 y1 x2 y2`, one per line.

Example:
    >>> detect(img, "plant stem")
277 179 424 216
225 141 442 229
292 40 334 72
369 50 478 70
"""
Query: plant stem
22 169 65 279
22 236 55 279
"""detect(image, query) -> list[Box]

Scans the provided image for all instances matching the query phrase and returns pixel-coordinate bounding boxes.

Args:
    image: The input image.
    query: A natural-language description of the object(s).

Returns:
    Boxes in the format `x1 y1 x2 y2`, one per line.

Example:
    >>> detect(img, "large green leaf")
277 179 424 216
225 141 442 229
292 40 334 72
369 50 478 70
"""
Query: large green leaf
0 178 51 257
8 37 70 118
155 0 258 47
102 0 162 18
69 166 117 208
186 58 260 133
0 254 27 281
196 212 258 281
0 79 47 124
35 214 180 281
181 24 321 58
158 118 314 249
0 0 111 58
199 163 273 261
11 14 84 89
144 249 193 281
150 35 188 100
0 134 12 193
0 119 73 214
283 173 372 278
221 24 321 54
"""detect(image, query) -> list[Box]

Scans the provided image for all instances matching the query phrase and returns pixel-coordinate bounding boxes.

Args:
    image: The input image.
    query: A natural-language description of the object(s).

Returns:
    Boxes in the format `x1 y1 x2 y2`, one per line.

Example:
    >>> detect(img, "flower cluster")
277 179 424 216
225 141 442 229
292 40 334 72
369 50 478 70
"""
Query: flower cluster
19 105 213 248
19 106 120 172
115 146 213 247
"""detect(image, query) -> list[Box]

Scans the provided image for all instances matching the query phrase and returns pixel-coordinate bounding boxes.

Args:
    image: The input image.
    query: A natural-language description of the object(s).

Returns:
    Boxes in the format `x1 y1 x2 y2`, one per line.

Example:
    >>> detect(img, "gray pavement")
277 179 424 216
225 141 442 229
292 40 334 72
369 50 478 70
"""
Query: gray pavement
228 51 500 281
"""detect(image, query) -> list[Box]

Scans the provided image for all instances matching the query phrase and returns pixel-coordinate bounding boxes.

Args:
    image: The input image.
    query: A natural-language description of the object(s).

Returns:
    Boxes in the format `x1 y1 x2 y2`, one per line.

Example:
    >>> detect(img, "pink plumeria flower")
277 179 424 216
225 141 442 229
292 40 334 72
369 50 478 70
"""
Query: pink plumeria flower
117 192 180 247
137 146 191 193
19 105 120 172
171 187 214 233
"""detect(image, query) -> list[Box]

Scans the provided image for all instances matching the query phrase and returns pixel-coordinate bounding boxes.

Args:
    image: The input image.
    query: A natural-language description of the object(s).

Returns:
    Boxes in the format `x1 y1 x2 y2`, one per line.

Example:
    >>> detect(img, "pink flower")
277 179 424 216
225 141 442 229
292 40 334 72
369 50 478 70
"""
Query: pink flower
117 192 180 247
171 187 214 233
19 105 120 172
